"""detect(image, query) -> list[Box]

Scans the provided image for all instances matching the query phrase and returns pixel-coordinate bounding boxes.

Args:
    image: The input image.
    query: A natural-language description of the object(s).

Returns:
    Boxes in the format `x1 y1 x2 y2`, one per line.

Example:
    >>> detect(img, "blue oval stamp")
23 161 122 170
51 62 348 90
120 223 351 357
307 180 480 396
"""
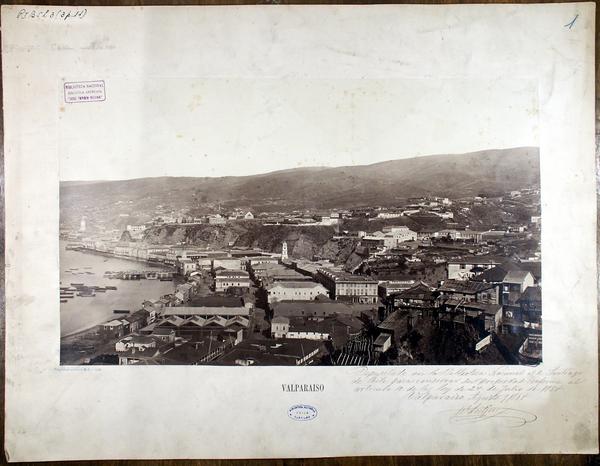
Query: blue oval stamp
288 404 318 421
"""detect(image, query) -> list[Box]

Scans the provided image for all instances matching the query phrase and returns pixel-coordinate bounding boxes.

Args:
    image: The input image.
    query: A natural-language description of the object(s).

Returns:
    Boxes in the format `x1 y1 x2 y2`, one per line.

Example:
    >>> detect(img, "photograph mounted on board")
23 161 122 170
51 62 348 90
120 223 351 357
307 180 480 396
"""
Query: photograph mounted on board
58 78 542 366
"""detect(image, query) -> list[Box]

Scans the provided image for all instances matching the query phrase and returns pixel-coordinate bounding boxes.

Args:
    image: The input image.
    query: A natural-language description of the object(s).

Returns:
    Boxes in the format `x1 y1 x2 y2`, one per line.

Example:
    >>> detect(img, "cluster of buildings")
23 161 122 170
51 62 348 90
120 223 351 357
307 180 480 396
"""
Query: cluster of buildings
376 255 542 363
82 238 386 365
372 198 454 220
100 294 255 365
65 188 542 366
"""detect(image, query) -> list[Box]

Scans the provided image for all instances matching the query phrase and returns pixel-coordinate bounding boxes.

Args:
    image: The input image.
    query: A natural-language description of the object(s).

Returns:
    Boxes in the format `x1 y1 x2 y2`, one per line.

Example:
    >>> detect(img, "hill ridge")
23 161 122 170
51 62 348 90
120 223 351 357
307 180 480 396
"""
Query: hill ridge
60 146 540 215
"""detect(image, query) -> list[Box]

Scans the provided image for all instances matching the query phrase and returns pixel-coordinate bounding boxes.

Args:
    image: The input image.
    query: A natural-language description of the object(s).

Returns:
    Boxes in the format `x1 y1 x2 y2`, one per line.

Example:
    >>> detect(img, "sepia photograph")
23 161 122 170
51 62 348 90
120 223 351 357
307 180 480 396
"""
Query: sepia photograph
58 78 542 366
4 3 596 461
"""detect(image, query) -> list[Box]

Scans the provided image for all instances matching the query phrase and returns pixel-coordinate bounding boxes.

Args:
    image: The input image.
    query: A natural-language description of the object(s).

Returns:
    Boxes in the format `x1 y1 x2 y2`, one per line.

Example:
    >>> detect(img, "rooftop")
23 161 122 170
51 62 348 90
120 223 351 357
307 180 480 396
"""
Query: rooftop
162 306 250 317
394 282 436 301
377 311 406 332
287 315 365 339
188 296 245 307
214 339 326 366
517 286 542 304
517 261 542 280
504 270 533 284
156 339 237 365
374 334 391 346
317 269 378 283
442 298 502 315
267 281 324 290
119 334 156 345
215 270 249 278
103 319 124 327
152 328 176 336
272 301 376 318
118 347 161 360
473 265 512 283
438 279 494 294
272 316 290 324
448 256 503 265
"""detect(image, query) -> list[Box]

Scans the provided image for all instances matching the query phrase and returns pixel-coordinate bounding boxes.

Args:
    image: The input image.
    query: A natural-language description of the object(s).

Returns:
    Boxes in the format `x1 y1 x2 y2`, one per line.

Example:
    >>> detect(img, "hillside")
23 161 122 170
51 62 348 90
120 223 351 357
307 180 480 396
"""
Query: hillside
143 223 359 264
60 147 540 214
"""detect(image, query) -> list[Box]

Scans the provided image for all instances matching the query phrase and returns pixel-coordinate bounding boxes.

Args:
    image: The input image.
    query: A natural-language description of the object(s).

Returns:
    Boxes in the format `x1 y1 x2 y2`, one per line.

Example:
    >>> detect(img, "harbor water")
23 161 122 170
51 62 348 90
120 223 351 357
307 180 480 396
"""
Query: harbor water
60 242 176 337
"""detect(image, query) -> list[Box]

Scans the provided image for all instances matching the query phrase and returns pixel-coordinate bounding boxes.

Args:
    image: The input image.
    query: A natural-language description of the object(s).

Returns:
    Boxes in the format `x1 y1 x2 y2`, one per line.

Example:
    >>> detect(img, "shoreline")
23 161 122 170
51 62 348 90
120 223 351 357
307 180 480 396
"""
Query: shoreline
60 245 180 338
71 246 176 270
61 324 100 341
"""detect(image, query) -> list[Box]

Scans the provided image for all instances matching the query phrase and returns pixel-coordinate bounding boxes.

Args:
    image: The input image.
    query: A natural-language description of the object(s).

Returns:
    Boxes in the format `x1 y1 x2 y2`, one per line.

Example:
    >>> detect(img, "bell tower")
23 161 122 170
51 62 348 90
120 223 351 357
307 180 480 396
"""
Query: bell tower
281 241 288 260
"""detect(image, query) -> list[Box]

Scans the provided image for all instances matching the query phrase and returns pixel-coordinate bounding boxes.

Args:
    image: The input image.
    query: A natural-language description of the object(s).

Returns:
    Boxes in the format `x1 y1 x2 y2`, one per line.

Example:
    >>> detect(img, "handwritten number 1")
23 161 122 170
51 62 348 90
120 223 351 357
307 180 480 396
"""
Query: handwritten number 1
564 14 579 29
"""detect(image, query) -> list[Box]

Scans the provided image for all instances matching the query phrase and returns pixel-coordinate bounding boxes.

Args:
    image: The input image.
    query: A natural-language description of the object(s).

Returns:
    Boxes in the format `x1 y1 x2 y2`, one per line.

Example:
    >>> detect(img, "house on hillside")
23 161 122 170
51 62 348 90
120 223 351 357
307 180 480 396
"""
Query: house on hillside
438 279 499 304
384 226 418 243
446 257 503 280
516 286 542 325
440 299 503 332
501 270 535 308
390 282 437 313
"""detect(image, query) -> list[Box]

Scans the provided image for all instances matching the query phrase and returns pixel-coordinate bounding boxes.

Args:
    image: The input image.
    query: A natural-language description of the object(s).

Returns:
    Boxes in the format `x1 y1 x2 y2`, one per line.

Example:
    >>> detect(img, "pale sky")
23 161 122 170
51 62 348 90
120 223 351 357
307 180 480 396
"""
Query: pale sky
59 78 538 181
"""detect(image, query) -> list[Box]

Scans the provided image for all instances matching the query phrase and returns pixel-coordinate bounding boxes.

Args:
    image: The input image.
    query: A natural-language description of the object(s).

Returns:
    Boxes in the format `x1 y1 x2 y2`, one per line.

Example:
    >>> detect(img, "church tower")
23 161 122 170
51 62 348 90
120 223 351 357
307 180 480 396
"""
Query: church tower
281 241 288 260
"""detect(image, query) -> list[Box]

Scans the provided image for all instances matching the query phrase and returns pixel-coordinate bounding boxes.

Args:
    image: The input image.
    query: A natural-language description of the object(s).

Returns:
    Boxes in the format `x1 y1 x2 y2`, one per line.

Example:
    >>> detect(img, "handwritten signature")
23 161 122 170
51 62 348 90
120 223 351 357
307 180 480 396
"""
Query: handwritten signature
444 404 538 428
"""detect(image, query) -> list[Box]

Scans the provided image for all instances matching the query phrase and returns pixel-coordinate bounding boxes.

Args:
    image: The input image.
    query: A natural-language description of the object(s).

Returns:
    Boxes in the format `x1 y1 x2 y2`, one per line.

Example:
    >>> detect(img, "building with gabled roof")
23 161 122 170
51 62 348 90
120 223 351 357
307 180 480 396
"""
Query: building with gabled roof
374 333 392 353
118 346 162 365
502 270 535 307
214 338 326 366
440 298 503 331
438 279 499 304
503 270 535 285
154 315 186 329
115 334 158 352
473 263 521 283
266 281 329 303
169 314 247 343
151 328 176 343
161 305 250 319
390 282 438 311
446 256 503 280
516 260 541 284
